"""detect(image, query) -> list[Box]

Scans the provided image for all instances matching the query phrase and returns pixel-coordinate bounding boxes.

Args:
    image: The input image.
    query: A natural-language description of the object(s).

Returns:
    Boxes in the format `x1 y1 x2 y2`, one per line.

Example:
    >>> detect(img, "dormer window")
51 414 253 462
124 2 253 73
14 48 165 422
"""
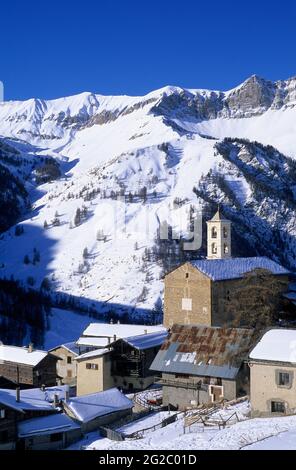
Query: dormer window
211 227 217 238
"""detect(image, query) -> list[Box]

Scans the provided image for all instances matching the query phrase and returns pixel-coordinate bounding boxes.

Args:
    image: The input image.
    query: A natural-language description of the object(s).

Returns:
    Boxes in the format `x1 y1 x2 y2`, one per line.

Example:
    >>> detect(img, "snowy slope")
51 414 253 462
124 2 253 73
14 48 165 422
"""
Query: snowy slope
1 75 296 325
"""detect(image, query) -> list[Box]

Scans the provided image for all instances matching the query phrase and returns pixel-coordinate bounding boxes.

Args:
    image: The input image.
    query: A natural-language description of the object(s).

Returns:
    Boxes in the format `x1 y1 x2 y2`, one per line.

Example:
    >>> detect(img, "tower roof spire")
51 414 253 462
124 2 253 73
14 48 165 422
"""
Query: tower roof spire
209 205 229 222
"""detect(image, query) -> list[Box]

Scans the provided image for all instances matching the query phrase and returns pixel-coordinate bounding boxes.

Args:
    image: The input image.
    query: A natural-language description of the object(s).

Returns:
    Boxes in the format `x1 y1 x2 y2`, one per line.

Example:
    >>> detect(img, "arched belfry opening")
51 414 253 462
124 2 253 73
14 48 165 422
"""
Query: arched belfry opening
206 207 231 259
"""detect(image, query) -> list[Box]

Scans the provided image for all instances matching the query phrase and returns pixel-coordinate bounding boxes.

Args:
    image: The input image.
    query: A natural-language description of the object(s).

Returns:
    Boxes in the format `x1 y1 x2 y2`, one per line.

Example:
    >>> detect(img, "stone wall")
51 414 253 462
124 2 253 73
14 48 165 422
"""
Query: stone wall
164 262 212 328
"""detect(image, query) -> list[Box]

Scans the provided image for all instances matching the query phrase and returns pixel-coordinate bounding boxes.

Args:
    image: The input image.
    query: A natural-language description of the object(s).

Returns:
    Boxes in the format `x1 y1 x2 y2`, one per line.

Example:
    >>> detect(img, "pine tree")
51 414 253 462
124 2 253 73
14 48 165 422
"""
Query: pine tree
74 208 81 226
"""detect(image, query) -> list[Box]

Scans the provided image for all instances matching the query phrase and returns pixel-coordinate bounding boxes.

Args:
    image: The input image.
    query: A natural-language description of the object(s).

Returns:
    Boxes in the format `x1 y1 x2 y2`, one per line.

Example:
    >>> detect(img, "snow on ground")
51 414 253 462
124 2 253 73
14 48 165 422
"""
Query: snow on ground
67 401 296 450
245 429 296 450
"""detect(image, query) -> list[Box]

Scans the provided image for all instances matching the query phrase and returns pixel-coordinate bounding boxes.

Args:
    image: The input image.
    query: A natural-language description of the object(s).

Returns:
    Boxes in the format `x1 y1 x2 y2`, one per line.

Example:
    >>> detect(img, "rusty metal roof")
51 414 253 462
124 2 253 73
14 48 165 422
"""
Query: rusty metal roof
150 324 255 380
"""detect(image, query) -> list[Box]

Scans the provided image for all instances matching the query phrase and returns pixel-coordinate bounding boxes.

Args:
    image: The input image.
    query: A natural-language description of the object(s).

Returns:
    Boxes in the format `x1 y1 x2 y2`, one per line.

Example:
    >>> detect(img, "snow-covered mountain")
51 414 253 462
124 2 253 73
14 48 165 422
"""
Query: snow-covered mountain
1 74 296 325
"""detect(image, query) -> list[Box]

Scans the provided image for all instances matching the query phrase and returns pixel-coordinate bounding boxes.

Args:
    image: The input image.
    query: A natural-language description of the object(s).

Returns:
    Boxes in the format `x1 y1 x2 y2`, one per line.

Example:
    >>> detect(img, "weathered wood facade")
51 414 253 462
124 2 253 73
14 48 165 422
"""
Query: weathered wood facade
0 354 59 388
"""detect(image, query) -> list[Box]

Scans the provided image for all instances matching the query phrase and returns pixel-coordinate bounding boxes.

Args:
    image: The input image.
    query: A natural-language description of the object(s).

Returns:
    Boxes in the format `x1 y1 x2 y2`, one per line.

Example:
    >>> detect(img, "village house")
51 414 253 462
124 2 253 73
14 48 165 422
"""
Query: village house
49 342 79 386
249 328 296 417
150 324 255 410
17 413 81 450
63 387 133 433
0 385 69 450
75 348 113 396
111 331 168 391
0 344 59 388
75 330 167 395
164 210 290 328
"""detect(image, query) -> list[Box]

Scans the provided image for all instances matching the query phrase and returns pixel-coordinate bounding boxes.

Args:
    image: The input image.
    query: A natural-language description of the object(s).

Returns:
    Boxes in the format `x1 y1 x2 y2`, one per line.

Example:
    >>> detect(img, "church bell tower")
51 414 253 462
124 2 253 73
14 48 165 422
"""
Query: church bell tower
206 207 231 259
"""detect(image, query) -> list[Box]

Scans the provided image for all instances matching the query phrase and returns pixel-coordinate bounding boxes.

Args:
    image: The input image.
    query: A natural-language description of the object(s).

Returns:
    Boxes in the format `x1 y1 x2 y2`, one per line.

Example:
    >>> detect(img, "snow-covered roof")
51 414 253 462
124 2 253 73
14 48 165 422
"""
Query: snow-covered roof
249 329 296 363
76 337 110 348
50 341 80 356
18 413 80 438
0 344 48 366
82 323 166 339
189 257 289 281
122 331 168 350
0 385 69 413
75 348 111 361
65 388 133 423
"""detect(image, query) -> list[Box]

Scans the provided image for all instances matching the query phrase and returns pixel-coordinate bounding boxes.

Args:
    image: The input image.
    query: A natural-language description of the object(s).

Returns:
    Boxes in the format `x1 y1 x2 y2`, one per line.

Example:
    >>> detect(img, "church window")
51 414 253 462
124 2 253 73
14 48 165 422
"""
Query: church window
224 244 229 254
223 227 228 238
211 227 217 238
212 243 217 254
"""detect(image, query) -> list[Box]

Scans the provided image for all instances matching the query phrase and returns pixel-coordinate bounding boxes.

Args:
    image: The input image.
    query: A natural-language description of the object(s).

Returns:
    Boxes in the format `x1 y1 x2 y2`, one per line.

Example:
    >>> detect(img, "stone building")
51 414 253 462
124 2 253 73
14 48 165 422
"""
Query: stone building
249 328 296 417
49 342 79 386
0 344 59 388
150 324 255 410
164 210 290 328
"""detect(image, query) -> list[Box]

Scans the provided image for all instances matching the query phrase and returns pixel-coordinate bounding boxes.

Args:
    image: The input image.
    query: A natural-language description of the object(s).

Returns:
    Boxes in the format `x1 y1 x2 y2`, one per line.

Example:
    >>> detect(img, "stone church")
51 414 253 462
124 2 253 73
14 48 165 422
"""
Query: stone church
163 209 290 328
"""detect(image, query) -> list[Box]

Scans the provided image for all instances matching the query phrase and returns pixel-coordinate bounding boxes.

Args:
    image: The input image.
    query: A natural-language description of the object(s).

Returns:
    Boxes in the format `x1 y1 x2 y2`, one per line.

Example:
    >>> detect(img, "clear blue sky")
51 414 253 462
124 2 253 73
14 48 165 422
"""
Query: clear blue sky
0 0 295 100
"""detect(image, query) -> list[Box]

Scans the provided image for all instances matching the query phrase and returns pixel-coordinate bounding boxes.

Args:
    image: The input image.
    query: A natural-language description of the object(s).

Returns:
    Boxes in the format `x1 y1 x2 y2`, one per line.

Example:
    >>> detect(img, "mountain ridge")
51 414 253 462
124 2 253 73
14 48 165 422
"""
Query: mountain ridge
0 74 296 335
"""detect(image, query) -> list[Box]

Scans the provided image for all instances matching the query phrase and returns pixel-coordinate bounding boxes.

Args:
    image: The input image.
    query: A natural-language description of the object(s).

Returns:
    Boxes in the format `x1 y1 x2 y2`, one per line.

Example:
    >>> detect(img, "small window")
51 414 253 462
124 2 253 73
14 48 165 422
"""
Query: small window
67 370 72 378
50 432 63 442
224 244 229 254
0 409 5 419
211 227 217 238
67 356 72 364
279 372 290 386
223 227 228 238
86 363 98 370
271 401 285 413
212 243 217 254
185 273 189 279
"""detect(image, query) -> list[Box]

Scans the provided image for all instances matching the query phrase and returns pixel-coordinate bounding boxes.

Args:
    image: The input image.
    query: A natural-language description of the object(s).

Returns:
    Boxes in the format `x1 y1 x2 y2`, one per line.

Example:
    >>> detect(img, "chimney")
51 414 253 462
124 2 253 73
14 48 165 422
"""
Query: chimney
41 384 46 391
65 390 70 402
144 329 148 335
117 320 120 324
16 387 20 403
108 337 111 345
53 393 59 408
113 334 117 342
57 378 62 386
110 318 113 324
28 343 34 353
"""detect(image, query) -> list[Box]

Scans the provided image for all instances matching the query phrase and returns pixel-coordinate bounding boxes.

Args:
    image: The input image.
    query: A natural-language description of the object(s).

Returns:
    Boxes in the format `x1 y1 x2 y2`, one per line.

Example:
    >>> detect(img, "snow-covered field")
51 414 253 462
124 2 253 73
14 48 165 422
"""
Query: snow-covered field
67 401 296 450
